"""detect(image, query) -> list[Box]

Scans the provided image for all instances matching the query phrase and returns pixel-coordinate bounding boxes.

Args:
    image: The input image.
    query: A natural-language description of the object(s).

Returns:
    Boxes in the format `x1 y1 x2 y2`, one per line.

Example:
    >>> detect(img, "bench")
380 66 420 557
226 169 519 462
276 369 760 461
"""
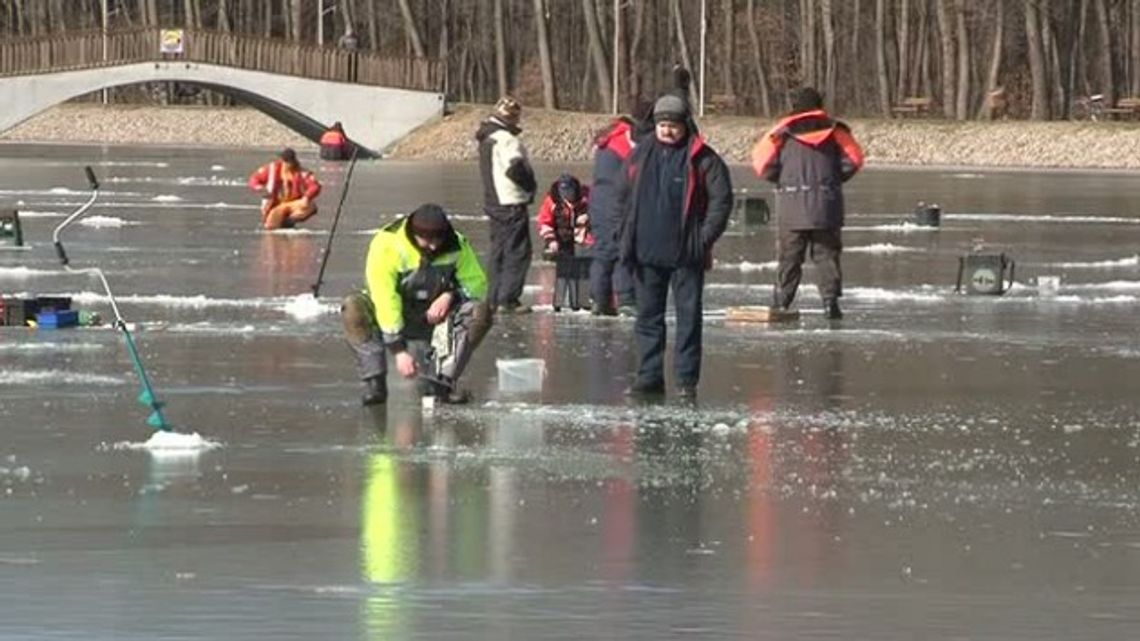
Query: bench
706 93 738 114
891 96 933 117
1109 97 1140 119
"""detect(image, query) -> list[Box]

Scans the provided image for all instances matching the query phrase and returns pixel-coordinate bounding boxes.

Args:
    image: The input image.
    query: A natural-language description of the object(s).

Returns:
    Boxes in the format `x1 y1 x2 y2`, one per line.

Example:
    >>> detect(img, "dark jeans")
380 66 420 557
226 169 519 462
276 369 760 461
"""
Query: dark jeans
589 255 636 312
633 263 705 387
774 228 842 308
486 205 533 307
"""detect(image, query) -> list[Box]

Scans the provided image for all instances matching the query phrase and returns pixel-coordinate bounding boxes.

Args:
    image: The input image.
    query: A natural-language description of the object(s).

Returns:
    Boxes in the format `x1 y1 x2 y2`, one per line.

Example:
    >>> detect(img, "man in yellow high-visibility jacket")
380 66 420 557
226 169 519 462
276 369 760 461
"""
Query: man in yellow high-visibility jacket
342 204 492 405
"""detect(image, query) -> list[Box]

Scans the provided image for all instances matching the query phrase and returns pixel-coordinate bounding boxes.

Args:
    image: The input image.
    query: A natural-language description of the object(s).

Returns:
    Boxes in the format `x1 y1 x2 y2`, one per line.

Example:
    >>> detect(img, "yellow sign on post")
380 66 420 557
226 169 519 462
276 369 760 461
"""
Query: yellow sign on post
160 29 184 55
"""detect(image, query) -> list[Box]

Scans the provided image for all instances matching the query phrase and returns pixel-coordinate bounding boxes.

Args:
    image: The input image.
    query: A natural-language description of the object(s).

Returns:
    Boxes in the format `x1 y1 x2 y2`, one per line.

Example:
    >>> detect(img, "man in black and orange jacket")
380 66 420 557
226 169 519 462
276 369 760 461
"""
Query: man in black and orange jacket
752 87 864 319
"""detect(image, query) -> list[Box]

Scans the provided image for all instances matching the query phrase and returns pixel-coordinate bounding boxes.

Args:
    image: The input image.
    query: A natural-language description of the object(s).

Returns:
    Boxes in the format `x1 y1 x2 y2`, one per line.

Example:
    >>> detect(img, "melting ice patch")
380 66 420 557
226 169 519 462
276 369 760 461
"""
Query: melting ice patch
0 266 67 278
0 342 104 353
845 243 921 254
12 210 65 218
66 291 284 309
1044 255 1140 269
78 215 141 228
946 213 1140 225
5 370 124 386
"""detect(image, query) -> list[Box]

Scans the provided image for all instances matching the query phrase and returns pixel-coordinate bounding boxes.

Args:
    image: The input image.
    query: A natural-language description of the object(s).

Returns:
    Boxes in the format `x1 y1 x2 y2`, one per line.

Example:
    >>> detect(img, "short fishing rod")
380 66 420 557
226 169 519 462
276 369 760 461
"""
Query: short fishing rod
310 145 360 297
52 166 171 432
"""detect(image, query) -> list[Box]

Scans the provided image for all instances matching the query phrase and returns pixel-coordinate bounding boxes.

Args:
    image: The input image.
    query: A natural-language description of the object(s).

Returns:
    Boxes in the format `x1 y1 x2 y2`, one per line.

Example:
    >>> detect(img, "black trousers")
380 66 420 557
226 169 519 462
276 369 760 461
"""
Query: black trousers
589 254 636 312
774 228 842 308
486 205 533 307
633 263 705 387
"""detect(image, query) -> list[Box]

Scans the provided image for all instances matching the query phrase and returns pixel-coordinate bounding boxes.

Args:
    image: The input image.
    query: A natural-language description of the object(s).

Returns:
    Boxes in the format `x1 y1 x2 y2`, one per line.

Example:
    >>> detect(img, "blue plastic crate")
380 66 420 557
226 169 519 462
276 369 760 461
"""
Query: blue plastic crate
37 310 79 329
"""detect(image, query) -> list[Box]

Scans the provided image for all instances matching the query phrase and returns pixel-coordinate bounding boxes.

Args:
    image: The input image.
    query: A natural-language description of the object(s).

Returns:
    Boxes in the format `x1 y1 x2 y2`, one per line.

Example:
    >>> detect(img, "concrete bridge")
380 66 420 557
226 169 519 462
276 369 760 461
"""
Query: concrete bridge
0 28 445 156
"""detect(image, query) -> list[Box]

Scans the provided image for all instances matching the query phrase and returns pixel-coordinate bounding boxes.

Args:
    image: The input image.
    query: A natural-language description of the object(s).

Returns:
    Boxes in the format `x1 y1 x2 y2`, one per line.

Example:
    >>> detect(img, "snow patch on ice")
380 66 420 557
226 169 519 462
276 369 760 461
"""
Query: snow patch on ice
5 370 124 386
11 210 64 218
716 260 778 272
0 342 104 353
0 266 66 278
210 164 226 171
846 243 921 254
1043 254 1140 269
112 431 222 452
946 213 1140 225
151 195 183 202
283 293 335 320
78 215 140 228
845 223 939 233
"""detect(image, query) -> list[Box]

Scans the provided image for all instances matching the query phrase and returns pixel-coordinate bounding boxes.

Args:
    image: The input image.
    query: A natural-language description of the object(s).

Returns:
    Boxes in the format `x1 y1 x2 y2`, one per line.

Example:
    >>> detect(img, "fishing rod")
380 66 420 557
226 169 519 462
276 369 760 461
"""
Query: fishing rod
310 145 360 298
52 166 171 432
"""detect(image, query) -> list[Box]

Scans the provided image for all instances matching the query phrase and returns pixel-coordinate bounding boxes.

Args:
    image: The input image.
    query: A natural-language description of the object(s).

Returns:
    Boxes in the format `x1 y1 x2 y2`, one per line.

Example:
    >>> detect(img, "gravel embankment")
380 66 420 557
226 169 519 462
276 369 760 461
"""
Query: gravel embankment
7 102 1140 171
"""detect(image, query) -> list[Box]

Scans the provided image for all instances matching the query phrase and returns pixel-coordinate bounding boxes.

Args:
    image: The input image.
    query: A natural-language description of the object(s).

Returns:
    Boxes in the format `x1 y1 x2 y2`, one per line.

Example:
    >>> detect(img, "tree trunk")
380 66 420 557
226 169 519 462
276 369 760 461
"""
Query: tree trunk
954 0 969 119
1093 0 1114 105
669 0 698 105
628 0 646 102
746 0 773 116
935 0 955 117
397 0 427 57
218 0 231 32
977 0 1003 119
289 0 301 41
494 0 508 96
722 0 735 97
1024 0 1049 119
533 0 556 108
897 0 910 101
820 0 836 103
801 0 817 87
876 0 892 115
1132 0 1140 95
584 0 614 110
853 0 861 109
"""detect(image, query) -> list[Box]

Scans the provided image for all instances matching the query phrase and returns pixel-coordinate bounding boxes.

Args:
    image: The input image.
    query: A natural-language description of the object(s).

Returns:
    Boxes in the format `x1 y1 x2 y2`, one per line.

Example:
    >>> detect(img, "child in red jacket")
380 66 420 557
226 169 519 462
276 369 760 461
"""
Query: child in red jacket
536 174 594 311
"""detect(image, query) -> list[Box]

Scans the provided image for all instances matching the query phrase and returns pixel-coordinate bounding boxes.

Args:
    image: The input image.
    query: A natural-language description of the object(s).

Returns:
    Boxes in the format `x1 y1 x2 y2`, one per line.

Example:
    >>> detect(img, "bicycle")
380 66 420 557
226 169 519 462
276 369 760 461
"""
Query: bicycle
1072 94 1106 121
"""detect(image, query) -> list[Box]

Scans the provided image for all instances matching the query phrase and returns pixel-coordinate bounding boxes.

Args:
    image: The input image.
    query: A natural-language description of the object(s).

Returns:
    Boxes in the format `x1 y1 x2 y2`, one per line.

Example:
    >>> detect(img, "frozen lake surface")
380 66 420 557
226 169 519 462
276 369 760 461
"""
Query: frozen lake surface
2 144 1140 639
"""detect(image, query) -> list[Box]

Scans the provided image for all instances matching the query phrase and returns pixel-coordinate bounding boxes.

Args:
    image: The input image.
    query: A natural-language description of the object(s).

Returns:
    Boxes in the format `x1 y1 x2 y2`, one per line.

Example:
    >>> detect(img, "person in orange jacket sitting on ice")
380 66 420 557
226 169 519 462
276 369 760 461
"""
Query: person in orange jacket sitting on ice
248 148 322 230
319 122 353 161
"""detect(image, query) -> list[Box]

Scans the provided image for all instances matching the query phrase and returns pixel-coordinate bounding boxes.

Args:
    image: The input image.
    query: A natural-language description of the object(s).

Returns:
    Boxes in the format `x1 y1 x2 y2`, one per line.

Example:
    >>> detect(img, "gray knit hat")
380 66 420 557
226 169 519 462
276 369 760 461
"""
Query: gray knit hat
653 93 689 124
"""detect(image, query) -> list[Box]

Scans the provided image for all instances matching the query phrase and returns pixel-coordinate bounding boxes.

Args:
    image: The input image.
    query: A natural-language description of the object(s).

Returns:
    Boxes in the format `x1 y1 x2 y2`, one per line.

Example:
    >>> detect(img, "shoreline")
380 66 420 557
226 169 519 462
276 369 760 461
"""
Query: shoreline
6 103 1140 173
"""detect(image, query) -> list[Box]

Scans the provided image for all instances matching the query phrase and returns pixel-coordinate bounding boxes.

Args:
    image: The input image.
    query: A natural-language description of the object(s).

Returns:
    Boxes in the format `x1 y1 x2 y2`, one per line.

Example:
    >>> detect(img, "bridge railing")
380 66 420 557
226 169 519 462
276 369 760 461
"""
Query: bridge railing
0 28 442 92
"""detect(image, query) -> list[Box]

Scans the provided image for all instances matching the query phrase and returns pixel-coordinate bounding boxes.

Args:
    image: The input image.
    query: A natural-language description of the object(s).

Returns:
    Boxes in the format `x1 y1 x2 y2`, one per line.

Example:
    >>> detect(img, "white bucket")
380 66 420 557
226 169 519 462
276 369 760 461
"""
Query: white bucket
496 358 546 393
1038 275 1061 298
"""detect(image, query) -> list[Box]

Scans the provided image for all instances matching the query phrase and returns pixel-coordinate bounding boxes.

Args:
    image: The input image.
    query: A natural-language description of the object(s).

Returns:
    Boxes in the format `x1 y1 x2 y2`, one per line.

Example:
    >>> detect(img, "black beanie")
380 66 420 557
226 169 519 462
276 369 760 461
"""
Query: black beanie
409 203 450 237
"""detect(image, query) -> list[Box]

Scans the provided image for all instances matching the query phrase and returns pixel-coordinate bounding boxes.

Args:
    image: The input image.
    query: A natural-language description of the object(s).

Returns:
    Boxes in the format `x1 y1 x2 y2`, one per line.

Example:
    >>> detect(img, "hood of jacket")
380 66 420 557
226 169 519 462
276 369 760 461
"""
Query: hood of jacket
475 116 521 142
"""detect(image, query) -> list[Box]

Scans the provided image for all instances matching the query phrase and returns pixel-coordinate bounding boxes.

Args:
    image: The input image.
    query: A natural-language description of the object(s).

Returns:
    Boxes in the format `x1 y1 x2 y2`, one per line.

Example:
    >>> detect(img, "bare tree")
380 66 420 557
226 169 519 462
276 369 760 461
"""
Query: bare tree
1025 0 1050 119
494 0 508 96
935 0 955 117
533 0 556 108
977 0 1004 119
722 0 735 98
583 0 613 110
876 0 892 115
820 0 836 104
954 0 969 119
746 0 772 116
1093 0 1114 105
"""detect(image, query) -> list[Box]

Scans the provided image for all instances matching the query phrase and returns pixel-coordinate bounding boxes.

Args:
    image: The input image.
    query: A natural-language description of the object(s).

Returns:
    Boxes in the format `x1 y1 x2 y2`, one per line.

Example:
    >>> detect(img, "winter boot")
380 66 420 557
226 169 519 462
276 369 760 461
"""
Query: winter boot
823 298 843 320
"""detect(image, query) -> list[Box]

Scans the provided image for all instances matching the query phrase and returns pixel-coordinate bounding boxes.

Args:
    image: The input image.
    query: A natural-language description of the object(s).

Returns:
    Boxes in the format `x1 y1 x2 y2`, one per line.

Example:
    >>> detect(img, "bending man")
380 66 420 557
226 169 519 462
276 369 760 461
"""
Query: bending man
342 204 492 405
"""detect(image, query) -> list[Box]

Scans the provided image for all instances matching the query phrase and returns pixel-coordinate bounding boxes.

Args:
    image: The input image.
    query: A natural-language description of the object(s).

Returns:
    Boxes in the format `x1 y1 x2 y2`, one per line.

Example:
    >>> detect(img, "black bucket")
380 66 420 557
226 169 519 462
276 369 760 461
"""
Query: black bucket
735 196 771 227
0 209 22 247
914 203 941 227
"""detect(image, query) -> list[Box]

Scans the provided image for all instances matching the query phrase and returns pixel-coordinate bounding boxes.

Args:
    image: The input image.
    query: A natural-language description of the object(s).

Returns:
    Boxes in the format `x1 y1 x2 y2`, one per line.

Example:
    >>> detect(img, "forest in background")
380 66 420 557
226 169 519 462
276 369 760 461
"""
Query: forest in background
2 0 1139 121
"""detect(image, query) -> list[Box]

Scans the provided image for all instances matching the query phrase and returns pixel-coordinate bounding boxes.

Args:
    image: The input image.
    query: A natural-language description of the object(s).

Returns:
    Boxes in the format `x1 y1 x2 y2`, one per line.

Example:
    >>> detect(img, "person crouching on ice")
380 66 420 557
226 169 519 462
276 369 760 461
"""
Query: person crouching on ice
536 173 594 311
341 204 493 406
248 147 322 230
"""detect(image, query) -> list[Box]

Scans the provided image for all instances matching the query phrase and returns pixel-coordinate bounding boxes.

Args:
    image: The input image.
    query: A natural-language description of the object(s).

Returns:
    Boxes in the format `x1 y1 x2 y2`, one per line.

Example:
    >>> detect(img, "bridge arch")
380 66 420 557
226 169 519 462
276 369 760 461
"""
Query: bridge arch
0 29 445 155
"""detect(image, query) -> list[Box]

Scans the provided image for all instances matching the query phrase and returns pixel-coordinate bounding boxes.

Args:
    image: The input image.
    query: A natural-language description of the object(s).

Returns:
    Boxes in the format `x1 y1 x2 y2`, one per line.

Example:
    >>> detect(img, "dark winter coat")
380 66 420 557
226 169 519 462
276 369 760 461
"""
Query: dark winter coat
751 109 864 230
618 134 734 270
589 119 637 260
